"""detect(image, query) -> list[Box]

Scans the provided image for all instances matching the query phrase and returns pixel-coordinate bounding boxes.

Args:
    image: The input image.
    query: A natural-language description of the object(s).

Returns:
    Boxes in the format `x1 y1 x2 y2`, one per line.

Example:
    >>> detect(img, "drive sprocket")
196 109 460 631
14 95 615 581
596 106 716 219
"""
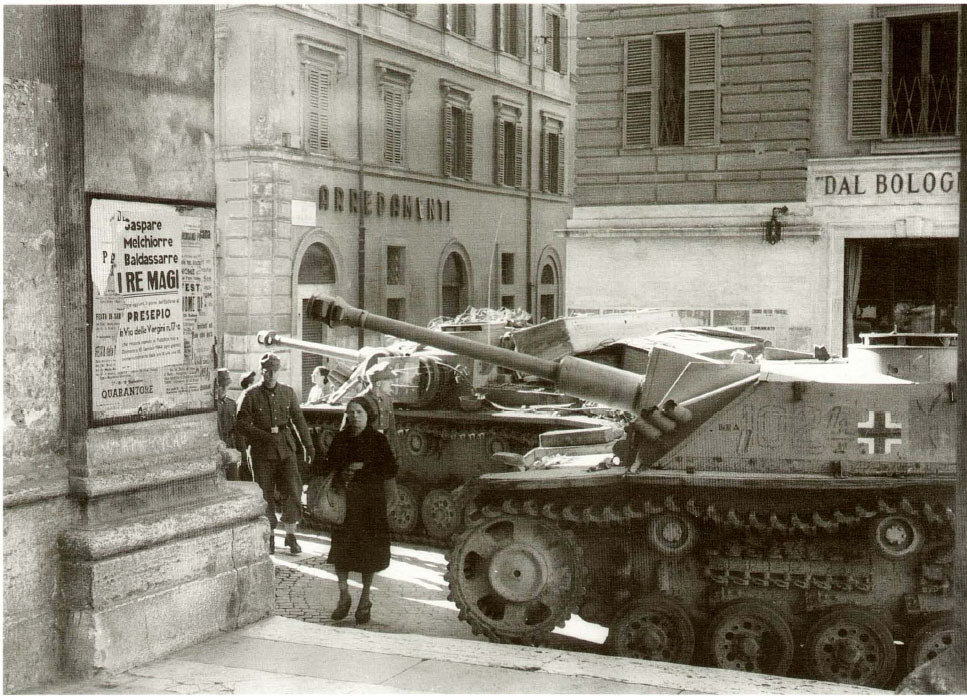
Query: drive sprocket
445 514 587 643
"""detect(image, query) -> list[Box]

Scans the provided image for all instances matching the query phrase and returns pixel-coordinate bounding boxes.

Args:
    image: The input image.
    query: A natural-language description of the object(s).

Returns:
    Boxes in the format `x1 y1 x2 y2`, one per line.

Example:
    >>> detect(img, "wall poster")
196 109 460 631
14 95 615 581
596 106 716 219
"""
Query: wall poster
89 198 216 424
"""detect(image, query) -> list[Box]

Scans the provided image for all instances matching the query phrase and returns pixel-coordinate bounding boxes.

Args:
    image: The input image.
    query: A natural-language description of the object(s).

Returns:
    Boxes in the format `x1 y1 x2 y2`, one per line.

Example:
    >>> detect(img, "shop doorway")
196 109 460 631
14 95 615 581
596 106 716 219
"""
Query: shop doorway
297 242 337 396
844 238 957 343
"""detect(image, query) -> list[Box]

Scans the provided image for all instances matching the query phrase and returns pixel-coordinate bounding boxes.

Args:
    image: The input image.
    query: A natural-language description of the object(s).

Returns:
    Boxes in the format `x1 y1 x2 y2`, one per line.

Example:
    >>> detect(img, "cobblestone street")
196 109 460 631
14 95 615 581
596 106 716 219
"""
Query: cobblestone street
271 528 609 651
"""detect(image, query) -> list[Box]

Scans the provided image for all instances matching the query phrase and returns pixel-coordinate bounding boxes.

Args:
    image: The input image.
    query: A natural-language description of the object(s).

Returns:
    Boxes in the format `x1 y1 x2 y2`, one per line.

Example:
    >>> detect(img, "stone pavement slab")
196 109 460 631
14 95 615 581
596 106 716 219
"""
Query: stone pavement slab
23 616 889 695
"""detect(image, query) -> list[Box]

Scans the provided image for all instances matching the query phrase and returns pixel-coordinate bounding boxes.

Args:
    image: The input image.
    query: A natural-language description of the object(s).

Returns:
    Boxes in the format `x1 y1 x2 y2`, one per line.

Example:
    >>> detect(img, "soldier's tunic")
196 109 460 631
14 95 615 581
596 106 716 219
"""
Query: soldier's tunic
237 382 311 526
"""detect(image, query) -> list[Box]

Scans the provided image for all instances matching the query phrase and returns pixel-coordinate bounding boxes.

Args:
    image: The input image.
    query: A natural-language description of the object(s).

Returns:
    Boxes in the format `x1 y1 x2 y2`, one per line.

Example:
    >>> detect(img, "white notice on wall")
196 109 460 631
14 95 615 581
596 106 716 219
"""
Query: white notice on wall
112 208 185 370
291 199 317 227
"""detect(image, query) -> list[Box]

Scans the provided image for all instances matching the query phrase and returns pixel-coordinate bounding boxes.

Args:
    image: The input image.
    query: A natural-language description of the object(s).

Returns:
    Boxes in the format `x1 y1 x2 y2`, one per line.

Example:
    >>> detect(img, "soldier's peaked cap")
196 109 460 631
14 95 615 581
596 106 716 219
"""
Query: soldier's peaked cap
260 352 281 369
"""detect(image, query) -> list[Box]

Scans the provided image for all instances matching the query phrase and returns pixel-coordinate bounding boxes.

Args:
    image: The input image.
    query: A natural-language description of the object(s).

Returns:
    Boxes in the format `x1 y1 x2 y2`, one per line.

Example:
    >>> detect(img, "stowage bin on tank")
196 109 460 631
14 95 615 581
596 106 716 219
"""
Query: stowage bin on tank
308 295 958 689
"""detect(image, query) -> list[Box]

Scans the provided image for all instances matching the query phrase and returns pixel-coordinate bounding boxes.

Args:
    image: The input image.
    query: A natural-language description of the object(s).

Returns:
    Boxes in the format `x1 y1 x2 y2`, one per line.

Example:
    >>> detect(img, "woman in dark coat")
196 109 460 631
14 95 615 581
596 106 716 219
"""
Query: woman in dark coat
314 395 398 624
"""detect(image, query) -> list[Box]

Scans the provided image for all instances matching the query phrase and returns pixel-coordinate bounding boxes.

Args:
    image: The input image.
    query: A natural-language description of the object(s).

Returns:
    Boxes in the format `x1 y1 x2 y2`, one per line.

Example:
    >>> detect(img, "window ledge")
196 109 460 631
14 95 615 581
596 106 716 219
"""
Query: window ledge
871 138 958 155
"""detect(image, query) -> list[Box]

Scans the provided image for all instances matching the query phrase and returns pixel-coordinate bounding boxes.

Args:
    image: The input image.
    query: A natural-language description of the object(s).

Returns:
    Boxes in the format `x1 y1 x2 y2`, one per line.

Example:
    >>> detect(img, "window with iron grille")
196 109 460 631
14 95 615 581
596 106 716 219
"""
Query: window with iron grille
442 80 474 180
387 246 405 286
501 253 515 285
623 29 719 148
849 14 958 140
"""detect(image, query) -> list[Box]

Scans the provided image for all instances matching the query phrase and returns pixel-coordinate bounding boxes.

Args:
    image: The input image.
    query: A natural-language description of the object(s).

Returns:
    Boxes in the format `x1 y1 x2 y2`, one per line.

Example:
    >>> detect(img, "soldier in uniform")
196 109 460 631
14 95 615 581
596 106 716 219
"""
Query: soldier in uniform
237 352 315 554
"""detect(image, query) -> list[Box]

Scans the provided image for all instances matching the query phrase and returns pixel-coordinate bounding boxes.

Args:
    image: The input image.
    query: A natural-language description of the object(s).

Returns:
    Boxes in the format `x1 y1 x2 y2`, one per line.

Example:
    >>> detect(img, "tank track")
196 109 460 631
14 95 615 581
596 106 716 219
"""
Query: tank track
466 493 954 536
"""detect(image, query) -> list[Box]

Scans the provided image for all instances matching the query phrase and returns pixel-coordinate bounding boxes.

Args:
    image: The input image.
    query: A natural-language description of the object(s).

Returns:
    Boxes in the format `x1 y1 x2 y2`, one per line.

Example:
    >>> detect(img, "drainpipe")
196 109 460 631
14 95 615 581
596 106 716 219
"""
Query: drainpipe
356 5 366 347
525 5 534 315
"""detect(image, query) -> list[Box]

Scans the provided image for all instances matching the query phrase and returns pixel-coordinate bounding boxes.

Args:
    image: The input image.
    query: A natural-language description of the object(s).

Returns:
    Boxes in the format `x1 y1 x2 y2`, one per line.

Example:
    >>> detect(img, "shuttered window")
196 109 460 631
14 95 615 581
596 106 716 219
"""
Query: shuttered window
494 118 523 188
305 66 331 154
685 29 718 145
849 20 885 140
495 4 527 58
383 86 405 166
624 37 653 147
444 4 475 38
624 29 719 148
544 10 567 74
443 104 474 180
541 129 564 194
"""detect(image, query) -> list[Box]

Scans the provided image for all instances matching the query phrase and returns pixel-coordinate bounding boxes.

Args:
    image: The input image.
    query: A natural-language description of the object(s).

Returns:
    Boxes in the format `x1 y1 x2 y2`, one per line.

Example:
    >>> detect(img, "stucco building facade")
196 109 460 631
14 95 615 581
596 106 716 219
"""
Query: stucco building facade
566 4 958 354
214 3 577 396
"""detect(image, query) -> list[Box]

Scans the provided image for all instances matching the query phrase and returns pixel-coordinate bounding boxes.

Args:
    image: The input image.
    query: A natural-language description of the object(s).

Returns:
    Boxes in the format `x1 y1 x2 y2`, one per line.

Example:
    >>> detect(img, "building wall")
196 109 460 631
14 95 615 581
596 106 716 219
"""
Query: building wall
3 7 270 691
215 4 575 394
84 5 216 200
575 3 811 207
567 3 958 353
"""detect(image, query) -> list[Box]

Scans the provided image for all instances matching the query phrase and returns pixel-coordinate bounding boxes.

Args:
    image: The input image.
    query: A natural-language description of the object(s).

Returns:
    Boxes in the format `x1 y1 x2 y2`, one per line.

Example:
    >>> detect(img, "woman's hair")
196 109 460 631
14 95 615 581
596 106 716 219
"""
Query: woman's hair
312 365 330 379
346 395 378 429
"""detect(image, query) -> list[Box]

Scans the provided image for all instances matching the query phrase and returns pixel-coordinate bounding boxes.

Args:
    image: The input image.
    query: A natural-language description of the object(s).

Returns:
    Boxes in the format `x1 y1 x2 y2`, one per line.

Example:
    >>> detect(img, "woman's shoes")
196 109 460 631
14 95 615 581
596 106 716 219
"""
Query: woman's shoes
330 594 352 621
355 599 372 625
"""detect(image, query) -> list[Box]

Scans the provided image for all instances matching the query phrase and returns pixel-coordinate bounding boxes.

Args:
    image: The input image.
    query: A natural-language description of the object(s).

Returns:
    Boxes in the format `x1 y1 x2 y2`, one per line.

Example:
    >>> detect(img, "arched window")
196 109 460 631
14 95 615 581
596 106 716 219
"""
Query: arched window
298 242 337 394
441 252 468 318
298 242 336 284
538 261 558 321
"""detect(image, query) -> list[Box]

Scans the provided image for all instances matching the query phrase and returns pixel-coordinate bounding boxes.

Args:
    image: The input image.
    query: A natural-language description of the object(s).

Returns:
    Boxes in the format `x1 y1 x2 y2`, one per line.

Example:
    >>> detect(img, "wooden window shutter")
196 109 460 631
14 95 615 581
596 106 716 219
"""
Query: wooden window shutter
384 88 403 165
493 5 503 51
514 122 523 187
463 109 474 180
849 20 885 140
494 118 505 184
555 133 564 194
540 129 549 191
466 5 476 39
442 104 453 176
684 28 718 145
559 16 568 74
306 66 330 153
543 10 552 70
624 37 653 146
515 6 527 58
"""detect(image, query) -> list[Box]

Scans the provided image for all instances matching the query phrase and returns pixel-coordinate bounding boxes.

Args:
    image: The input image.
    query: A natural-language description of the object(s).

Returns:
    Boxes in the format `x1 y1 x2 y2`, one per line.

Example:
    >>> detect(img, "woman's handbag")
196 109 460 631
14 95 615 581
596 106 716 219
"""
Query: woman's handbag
307 473 346 525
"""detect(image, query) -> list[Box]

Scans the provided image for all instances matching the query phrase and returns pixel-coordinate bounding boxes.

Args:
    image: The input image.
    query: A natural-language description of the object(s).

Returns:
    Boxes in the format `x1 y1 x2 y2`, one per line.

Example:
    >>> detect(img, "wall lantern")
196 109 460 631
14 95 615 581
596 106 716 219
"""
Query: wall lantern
764 206 788 245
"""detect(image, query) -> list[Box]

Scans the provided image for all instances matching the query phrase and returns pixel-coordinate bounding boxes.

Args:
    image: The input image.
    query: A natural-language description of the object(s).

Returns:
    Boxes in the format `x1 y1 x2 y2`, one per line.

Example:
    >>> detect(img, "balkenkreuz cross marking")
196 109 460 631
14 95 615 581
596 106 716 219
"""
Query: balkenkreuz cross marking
857 410 902 455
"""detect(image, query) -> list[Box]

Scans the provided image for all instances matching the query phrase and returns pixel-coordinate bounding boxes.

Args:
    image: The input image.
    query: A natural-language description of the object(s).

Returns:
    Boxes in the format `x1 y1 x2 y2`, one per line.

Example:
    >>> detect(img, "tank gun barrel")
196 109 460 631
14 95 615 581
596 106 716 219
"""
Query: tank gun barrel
307 295 646 413
257 330 363 362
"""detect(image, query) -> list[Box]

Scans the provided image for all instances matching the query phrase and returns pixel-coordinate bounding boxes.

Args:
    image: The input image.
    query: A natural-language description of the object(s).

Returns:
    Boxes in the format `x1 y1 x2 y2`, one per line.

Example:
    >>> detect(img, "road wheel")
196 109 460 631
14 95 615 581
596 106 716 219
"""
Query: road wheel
608 595 695 664
422 488 462 541
706 600 794 675
805 606 896 687
445 514 586 643
906 617 956 671
387 482 420 535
